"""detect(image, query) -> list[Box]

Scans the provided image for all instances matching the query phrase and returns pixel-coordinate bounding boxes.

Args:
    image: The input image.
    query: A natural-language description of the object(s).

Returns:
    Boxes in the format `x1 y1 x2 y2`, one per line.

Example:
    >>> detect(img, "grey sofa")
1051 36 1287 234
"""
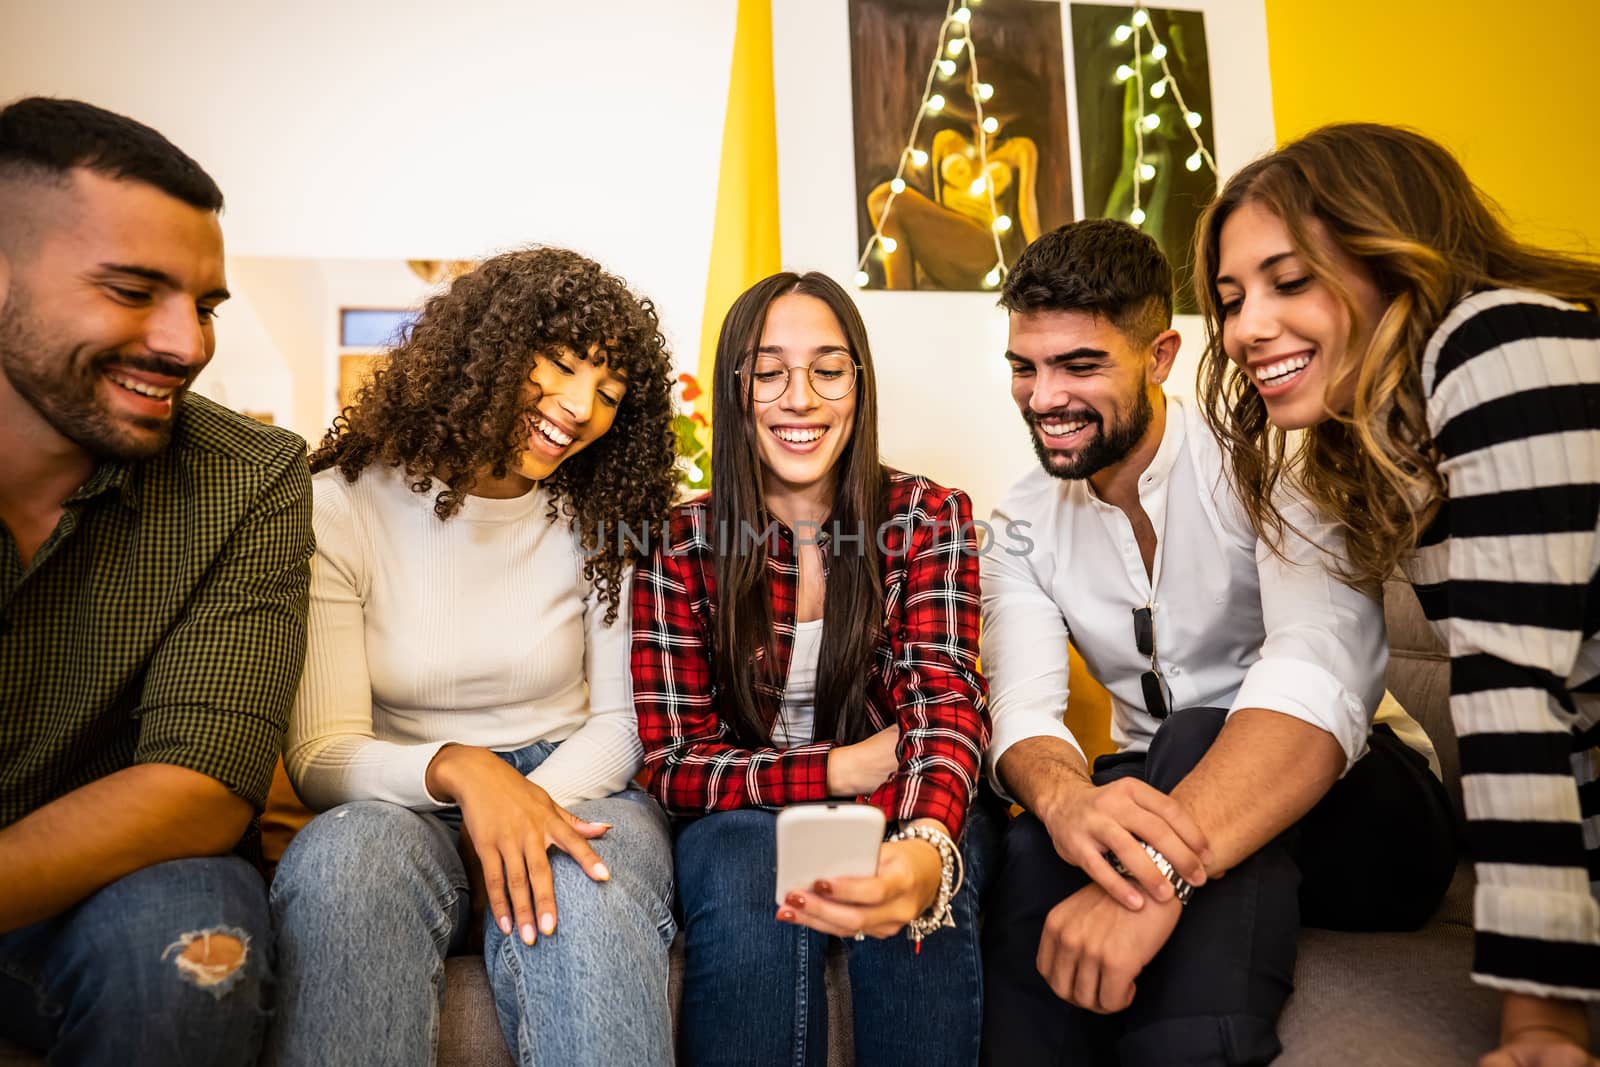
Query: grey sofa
3 581 1593 1065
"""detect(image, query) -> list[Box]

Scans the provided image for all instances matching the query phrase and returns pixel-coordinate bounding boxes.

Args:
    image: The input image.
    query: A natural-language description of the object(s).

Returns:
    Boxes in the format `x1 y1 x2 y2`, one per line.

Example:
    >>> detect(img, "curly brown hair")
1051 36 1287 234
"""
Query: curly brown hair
309 246 678 623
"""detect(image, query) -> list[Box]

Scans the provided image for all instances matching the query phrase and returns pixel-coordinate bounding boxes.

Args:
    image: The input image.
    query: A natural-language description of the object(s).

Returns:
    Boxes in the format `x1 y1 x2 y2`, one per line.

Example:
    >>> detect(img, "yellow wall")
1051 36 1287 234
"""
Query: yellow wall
1263 0 1599 252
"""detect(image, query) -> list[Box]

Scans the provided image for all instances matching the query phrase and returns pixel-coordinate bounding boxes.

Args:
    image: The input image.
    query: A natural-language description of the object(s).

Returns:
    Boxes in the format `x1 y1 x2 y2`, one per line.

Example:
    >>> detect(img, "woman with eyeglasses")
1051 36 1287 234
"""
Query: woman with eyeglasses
631 271 1000 1065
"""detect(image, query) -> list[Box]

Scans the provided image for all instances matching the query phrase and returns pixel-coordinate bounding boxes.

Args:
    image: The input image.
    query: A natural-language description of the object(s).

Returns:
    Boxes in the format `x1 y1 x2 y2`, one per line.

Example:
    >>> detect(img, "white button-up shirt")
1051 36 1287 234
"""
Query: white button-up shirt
981 394 1435 789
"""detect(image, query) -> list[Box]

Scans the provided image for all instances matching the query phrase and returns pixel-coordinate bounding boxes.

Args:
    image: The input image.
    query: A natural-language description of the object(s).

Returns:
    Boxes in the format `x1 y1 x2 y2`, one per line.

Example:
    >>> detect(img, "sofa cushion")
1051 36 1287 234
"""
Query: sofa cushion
1381 581 1460 822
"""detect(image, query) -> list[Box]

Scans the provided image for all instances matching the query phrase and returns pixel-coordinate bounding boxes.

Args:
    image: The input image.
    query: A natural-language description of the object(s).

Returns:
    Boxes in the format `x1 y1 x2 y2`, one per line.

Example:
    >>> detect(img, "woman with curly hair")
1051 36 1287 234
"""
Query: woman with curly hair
632 271 1000 1065
265 247 681 1067
1195 124 1600 1065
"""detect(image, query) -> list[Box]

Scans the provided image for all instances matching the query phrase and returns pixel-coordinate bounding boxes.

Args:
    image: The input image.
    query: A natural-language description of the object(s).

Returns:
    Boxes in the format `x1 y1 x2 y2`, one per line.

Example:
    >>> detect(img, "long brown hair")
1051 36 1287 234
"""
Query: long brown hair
309 247 678 623
709 272 888 746
1194 123 1600 587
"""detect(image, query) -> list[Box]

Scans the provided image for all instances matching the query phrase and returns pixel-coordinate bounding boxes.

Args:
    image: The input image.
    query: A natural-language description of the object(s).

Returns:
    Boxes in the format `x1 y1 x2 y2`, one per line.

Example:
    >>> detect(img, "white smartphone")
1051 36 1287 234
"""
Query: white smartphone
774 803 886 905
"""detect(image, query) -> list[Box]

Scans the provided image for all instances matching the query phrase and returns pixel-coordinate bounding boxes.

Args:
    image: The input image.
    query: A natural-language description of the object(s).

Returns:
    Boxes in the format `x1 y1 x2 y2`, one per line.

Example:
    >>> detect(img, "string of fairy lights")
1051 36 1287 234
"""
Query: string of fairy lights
854 0 1009 290
854 1 1217 288
1115 4 1218 227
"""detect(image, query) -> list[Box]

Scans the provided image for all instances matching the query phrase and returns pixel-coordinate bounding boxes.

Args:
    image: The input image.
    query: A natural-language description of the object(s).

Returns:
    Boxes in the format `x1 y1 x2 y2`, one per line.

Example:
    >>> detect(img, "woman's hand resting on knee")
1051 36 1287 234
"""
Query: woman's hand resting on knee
426 743 611 946
777 817 947 940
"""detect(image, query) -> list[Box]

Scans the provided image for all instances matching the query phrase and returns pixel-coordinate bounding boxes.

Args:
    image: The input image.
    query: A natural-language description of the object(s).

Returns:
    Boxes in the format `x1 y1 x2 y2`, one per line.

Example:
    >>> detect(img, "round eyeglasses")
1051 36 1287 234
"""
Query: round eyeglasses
740 354 859 402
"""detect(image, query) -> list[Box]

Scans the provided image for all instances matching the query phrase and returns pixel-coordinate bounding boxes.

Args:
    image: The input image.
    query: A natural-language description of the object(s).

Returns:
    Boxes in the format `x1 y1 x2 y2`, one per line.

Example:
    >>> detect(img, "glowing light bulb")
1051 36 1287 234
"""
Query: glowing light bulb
1115 64 1134 83
976 82 994 101
1139 163 1156 180
953 6 972 24
890 177 906 194
969 177 987 196
1151 43 1167 60
1186 111 1203 129
855 270 870 287
1142 113 1161 131
1130 207 1147 225
983 266 1002 287
880 236 898 254
939 58 957 77
992 215 1013 233
1150 79 1167 98
1185 151 1203 172
926 94 945 113
1112 24 1132 43
982 116 999 134
947 37 965 56
1132 9 1149 27
911 148 929 166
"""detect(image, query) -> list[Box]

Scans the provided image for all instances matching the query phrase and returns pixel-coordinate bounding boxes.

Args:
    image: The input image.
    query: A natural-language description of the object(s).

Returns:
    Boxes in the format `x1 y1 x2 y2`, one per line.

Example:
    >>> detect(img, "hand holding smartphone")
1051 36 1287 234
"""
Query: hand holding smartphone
774 803 885 905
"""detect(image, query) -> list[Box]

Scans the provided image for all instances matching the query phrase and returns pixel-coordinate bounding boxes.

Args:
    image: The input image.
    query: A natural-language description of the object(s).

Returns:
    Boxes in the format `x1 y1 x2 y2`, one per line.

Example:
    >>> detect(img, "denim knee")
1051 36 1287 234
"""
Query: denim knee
272 800 466 950
50 857 272 1066
675 808 777 911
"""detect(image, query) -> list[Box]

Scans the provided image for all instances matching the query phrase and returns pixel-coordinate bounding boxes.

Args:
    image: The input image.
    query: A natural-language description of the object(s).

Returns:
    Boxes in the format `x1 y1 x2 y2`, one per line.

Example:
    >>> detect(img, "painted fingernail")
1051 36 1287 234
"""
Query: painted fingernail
520 923 536 944
786 892 806 908
540 913 556 936
593 862 611 880
777 908 796 922
814 880 833 894
498 915 512 935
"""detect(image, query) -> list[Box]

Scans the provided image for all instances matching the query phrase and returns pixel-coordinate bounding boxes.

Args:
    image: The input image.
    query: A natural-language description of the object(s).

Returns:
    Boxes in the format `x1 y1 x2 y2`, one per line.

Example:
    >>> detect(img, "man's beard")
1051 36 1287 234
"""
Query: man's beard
0 291 187 461
1026 386 1155 481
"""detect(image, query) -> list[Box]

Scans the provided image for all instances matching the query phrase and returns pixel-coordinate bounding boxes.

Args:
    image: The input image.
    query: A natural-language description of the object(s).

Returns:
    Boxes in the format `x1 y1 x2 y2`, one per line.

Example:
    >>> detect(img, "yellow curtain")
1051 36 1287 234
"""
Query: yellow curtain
696 0 783 423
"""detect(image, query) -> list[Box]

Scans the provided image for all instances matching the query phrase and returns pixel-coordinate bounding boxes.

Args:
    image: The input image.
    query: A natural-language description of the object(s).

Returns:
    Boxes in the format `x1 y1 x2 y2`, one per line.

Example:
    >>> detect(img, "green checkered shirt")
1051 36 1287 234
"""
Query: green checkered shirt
1 393 313 830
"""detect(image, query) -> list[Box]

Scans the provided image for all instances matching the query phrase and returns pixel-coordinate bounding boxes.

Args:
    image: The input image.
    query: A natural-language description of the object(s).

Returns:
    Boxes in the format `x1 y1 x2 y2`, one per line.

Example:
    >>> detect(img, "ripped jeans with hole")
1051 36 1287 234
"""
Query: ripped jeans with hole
0 855 272 1065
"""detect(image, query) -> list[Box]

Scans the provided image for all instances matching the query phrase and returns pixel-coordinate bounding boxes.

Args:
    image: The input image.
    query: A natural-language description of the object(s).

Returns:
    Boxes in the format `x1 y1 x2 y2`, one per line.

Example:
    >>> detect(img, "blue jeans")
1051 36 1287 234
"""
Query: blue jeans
0 856 272 1066
266 740 676 1067
673 795 1001 1067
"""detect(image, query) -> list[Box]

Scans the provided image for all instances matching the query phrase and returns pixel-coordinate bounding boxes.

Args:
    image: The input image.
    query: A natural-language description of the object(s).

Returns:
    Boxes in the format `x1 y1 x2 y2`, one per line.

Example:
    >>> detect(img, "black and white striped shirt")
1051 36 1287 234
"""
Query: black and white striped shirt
1406 288 1600 1000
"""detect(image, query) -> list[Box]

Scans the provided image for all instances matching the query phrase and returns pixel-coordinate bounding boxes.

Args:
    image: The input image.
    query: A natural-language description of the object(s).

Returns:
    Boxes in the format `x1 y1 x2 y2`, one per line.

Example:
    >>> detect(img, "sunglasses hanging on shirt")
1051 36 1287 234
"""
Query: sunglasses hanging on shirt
1132 604 1170 719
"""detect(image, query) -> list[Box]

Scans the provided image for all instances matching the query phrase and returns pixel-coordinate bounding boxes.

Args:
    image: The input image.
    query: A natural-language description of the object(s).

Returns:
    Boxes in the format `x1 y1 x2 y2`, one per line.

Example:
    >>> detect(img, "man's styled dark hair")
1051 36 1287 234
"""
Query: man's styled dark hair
0 97 223 210
1000 219 1173 345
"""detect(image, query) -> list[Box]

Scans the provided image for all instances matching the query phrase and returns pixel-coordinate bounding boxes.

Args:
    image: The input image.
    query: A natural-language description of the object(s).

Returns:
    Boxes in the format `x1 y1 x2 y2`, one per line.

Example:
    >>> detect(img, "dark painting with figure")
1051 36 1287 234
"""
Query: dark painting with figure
1071 3 1218 313
850 0 1073 291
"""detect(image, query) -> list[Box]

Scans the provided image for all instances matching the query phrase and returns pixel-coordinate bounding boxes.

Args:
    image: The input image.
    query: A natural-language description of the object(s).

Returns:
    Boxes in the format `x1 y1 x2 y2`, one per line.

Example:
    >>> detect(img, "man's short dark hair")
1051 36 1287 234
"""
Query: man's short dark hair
1000 219 1172 345
0 97 223 211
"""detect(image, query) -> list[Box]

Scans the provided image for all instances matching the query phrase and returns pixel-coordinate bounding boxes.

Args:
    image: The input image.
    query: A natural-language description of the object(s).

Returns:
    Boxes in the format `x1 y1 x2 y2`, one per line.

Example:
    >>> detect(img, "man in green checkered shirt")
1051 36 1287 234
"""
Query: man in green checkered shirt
0 98 312 1063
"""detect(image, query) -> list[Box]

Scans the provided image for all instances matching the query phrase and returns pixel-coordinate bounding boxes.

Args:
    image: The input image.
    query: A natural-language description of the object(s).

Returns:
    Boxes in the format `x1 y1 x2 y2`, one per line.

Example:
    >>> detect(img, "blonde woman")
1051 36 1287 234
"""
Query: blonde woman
1196 123 1600 1065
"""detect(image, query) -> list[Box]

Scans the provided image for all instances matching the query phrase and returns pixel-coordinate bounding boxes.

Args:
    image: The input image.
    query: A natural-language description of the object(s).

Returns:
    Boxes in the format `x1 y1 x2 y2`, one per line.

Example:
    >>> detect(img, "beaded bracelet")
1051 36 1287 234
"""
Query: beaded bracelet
888 824 964 953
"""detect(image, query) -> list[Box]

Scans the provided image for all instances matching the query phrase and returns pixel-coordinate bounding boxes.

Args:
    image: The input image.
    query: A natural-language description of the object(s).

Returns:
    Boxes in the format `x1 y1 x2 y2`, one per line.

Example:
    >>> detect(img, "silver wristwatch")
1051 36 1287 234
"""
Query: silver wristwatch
1104 842 1195 906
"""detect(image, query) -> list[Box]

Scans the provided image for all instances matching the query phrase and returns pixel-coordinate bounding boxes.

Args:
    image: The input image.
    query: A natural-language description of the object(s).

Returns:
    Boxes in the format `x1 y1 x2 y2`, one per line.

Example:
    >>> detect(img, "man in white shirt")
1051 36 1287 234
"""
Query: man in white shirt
978 220 1455 1066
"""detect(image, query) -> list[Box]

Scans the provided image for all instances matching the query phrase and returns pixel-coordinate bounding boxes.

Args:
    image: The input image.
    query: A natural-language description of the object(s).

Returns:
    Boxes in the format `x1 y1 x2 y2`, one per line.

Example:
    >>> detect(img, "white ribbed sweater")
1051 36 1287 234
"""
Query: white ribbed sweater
284 467 641 811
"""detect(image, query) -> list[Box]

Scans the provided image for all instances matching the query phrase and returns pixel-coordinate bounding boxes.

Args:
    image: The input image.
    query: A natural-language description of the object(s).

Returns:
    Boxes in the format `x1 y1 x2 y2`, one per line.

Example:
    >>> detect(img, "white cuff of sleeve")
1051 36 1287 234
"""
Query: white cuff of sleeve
1229 657 1370 773
985 710 1085 802
392 739 455 810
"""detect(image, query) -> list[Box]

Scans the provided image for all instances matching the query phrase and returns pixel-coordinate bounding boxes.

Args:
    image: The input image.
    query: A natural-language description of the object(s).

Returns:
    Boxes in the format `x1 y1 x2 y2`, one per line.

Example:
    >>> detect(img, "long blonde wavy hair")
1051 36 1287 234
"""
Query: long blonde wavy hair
1194 123 1600 588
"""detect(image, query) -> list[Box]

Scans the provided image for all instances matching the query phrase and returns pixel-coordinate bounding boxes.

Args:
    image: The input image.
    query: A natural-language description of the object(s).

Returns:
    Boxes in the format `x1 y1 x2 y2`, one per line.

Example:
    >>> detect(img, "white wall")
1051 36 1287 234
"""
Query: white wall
202 258 441 441
772 0 1276 520
0 0 737 377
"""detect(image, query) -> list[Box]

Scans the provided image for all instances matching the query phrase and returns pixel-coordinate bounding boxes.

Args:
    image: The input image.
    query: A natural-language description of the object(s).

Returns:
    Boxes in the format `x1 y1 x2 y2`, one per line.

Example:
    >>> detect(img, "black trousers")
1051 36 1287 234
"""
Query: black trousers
980 708 1456 1067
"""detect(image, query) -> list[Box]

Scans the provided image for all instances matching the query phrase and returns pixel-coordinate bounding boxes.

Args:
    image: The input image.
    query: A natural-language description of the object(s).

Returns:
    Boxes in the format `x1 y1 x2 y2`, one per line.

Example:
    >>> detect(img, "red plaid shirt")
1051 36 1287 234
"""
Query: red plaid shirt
630 469 989 837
